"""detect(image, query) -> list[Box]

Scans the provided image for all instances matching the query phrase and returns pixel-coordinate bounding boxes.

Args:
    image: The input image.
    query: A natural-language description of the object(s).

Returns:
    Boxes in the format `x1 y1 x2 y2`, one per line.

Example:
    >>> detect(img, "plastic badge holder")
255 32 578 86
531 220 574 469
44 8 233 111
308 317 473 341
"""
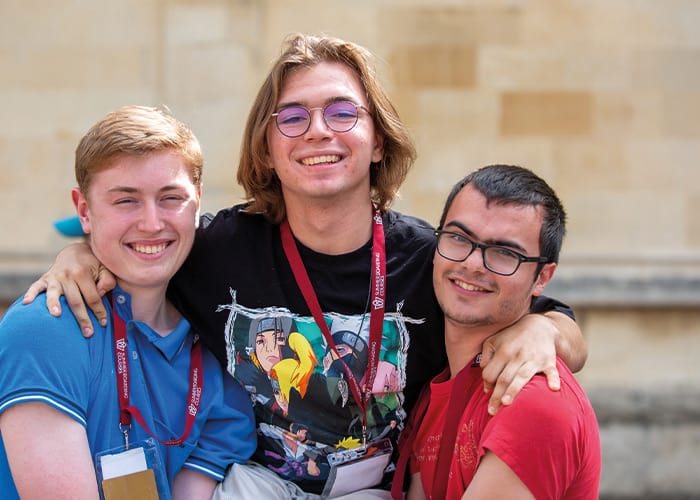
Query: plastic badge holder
95 438 169 500
322 437 393 498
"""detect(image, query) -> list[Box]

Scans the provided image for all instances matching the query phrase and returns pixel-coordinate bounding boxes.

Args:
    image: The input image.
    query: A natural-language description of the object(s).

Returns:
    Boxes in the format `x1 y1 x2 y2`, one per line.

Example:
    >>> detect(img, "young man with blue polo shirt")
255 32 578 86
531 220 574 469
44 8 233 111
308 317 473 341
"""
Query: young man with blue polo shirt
0 105 256 499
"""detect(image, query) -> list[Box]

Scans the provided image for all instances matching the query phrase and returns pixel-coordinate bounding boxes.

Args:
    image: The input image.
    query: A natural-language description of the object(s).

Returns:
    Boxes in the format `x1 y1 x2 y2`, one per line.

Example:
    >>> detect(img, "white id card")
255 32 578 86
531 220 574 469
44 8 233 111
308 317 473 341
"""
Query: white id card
322 438 393 498
95 439 168 500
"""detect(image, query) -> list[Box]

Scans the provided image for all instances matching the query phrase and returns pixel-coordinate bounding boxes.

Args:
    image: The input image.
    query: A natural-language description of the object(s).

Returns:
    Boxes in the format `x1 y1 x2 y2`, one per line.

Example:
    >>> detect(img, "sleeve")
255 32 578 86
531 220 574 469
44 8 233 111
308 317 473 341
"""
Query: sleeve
478 359 585 499
0 297 92 427
531 295 576 320
183 351 257 481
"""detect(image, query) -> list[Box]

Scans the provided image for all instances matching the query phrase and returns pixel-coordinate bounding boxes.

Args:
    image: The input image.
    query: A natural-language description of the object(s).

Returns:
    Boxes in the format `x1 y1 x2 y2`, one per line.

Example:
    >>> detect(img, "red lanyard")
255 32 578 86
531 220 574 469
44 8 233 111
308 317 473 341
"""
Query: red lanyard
391 355 480 500
280 208 386 444
430 358 479 499
111 294 203 448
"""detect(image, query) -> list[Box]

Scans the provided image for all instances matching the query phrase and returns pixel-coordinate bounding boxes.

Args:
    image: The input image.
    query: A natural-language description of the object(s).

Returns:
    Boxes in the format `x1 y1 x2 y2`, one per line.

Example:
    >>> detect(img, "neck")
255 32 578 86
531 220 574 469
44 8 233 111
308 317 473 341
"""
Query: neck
444 321 496 379
118 283 180 337
285 197 375 255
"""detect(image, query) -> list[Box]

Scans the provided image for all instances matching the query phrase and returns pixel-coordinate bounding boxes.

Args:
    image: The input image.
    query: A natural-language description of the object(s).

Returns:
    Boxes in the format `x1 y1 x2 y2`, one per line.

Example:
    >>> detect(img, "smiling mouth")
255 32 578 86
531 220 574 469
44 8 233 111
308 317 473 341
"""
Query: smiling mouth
453 278 488 292
131 243 169 255
301 155 341 166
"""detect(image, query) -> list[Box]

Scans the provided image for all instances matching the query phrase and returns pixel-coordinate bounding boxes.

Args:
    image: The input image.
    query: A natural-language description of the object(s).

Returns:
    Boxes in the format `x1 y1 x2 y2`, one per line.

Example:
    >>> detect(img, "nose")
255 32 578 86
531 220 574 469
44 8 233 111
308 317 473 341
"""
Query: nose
462 245 486 272
137 201 165 232
304 107 332 139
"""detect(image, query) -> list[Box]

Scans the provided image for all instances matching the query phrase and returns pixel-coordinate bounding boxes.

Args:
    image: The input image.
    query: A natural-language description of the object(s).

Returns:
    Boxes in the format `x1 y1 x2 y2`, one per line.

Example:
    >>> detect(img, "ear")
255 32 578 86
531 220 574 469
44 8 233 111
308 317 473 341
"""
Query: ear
194 186 202 229
371 131 384 164
531 262 557 297
71 188 92 234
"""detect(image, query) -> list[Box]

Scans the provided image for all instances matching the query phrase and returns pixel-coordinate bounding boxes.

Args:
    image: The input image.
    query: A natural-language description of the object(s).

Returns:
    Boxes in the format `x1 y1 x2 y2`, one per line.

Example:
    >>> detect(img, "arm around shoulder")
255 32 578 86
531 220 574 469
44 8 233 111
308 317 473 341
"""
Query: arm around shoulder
22 241 115 337
544 310 587 373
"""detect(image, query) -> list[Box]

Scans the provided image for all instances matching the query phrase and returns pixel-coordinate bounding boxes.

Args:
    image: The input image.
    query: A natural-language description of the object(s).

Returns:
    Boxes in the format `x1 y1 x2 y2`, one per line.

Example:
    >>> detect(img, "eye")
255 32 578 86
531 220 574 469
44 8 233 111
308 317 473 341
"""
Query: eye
161 194 184 203
114 198 136 205
326 102 358 120
277 107 309 125
490 246 519 259
448 232 469 244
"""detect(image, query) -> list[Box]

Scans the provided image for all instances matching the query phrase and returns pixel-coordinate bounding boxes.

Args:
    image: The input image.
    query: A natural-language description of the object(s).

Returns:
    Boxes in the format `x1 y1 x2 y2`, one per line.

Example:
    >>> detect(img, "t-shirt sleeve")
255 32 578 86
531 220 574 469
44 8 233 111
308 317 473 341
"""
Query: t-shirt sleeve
0 298 92 426
531 295 576 320
479 362 586 499
183 353 256 481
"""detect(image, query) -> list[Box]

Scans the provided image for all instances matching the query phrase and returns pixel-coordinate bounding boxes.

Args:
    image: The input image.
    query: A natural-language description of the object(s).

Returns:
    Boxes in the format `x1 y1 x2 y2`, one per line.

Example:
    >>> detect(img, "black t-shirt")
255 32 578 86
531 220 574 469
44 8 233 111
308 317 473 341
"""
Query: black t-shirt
168 204 571 493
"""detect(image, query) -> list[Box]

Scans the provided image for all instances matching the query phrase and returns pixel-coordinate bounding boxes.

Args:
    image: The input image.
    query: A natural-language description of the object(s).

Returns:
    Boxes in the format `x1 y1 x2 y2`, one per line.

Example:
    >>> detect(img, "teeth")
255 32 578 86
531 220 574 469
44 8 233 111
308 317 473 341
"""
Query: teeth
301 155 340 166
133 243 167 255
455 280 486 292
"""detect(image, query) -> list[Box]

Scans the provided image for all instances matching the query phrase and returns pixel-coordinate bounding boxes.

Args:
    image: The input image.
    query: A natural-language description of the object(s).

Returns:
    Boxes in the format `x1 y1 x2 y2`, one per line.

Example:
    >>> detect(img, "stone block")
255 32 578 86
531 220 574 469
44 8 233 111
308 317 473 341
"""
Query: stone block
480 47 627 90
165 4 232 46
563 189 685 255
593 91 664 138
589 2 700 47
690 195 700 248
390 46 477 89
590 387 700 498
662 91 700 137
500 91 593 136
378 5 520 45
630 49 700 91
577 308 700 389
624 139 700 193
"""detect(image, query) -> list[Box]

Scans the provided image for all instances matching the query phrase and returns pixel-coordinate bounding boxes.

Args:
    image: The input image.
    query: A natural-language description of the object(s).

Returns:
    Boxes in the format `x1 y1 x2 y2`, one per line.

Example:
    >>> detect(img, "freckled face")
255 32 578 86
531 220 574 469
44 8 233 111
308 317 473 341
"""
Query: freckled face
74 150 200 295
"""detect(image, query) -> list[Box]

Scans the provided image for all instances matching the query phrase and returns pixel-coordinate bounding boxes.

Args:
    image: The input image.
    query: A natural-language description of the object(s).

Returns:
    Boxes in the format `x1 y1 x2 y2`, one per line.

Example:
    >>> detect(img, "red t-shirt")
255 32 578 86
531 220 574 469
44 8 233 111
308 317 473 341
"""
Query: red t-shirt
410 358 601 499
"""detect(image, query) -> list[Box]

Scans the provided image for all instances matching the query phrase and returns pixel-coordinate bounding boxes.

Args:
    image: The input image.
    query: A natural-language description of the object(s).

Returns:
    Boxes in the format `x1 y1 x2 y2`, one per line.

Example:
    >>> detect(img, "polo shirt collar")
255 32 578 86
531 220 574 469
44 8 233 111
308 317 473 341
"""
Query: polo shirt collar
111 287 191 361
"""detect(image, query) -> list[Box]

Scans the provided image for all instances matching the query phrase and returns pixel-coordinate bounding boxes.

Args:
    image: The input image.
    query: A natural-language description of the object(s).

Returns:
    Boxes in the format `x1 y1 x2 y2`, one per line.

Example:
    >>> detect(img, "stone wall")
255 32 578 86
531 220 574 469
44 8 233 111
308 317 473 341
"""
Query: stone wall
1 1 699 497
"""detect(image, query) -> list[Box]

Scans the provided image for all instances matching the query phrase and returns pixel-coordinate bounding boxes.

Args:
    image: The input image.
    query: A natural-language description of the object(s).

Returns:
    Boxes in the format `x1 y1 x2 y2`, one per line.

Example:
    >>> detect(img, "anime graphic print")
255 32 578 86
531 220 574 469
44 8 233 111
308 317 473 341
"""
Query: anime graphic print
217 289 420 486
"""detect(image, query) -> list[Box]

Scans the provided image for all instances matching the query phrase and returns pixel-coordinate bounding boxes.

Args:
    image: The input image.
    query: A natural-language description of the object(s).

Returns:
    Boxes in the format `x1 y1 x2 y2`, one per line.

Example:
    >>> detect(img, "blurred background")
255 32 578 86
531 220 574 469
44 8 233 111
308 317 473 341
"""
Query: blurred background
1 1 698 498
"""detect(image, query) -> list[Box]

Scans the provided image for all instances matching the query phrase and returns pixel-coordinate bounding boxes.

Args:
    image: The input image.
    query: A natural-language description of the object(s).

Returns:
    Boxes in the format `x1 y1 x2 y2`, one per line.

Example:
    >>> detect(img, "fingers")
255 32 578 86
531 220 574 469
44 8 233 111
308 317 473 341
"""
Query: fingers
483 357 561 416
23 278 51 307
542 364 561 392
23 275 64 317
95 266 117 300
486 361 533 416
44 279 65 317
479 344 497 393
62 281 97 337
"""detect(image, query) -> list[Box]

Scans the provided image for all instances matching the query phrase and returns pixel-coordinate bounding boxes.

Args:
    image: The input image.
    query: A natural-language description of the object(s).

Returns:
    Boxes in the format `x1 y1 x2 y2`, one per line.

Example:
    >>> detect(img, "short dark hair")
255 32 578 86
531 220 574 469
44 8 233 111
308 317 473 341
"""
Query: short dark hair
438 164 567 265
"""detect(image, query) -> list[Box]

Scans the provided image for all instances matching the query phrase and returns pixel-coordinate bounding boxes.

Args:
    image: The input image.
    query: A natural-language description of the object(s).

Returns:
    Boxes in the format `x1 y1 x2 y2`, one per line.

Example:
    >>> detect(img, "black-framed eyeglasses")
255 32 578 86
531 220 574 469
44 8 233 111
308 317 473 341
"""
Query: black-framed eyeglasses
271 100 368 138
434 230 550 276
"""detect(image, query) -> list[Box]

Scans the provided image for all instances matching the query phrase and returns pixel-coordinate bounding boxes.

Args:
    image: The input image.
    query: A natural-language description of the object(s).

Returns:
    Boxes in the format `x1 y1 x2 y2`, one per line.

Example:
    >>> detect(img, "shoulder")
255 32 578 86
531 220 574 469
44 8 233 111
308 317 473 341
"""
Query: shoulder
384 210 436 254
0 296 88 350
492 359 595 432
0 296 106 423
385 210 435 237
198 204 271 237
189 204 275 259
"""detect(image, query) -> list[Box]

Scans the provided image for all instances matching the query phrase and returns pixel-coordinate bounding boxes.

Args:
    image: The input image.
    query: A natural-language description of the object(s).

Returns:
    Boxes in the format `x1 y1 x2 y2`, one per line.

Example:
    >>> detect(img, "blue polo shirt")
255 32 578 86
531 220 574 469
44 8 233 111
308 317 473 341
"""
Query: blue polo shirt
0 288 256 499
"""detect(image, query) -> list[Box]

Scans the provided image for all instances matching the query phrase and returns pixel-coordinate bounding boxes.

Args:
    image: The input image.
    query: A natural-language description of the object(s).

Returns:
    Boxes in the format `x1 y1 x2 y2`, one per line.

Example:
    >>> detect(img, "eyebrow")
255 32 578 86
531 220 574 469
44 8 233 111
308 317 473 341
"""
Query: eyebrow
275 95 358 109
106 184 186 194
443 220 529 254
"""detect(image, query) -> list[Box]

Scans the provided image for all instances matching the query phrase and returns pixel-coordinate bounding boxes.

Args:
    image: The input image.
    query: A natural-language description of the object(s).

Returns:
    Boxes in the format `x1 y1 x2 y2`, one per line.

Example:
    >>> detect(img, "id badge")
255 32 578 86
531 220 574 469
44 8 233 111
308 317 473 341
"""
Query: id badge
322 438 393 498
95 438 169 500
